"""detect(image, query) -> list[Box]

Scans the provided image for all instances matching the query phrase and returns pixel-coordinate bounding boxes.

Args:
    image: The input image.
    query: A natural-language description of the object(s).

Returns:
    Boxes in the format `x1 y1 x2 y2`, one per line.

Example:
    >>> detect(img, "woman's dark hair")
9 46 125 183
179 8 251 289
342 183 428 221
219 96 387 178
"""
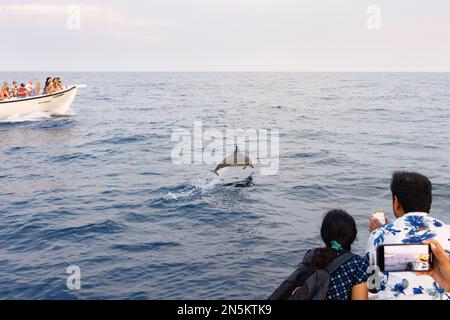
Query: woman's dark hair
308 209 357 269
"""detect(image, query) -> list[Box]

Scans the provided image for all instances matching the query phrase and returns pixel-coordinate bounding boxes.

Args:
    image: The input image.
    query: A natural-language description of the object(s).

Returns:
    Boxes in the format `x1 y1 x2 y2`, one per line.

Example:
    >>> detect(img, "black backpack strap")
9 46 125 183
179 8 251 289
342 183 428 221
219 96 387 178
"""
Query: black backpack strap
325 252 356 275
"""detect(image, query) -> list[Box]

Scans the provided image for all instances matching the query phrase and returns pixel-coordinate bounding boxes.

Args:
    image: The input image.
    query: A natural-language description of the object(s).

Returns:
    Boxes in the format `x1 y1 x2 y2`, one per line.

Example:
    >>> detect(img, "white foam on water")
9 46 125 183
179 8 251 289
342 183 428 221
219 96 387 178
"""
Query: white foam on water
162 167 255 201
163 175 221 201
52 108 77 117
0 111 53 123
0 110 76 123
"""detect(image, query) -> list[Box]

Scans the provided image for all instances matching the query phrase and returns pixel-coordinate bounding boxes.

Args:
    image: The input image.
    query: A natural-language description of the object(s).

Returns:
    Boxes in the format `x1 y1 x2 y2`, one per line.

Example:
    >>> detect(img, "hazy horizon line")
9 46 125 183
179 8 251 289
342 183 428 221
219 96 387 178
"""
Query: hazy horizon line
2 70 450 73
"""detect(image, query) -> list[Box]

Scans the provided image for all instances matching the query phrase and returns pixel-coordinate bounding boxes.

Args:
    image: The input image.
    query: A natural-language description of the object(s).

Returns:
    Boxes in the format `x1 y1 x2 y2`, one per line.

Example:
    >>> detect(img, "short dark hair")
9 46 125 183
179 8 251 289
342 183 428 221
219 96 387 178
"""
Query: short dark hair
390 171 432 213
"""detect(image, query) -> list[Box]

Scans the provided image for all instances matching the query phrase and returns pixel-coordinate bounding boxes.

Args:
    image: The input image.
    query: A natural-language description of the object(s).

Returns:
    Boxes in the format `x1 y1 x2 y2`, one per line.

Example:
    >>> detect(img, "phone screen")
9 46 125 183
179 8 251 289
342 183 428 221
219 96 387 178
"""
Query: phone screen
377 244 433 272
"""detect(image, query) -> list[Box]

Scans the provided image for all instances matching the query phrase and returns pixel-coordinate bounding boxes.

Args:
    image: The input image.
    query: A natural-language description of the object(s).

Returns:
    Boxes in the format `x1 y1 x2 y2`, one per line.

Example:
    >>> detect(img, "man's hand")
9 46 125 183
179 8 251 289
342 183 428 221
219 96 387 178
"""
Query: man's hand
416 239 450 291
369 216 389 233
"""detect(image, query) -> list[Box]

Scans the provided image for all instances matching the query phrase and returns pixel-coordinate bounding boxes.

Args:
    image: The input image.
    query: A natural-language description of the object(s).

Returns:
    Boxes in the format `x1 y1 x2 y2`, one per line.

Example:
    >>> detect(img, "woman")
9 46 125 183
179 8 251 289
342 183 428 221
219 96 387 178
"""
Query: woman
53 77 62 92
57 77 64 91
306 209 369 299
43 77 52 95
271 209 369 300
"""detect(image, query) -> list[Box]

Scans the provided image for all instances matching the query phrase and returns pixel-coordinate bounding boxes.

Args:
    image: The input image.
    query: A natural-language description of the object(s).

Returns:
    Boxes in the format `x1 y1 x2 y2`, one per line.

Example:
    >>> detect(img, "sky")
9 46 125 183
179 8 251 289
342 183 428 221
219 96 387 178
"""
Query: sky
1 0 449 71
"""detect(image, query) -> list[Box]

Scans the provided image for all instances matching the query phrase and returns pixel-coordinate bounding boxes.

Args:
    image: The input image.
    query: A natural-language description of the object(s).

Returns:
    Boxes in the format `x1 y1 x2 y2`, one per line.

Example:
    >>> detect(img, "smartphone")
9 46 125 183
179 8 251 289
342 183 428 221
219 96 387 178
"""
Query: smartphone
377 244 433 272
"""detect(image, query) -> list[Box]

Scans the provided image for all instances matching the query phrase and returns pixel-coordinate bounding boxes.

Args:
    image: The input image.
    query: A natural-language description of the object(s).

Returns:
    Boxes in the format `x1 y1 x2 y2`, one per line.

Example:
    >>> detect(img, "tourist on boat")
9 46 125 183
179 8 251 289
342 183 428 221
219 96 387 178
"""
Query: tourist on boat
17 83 29 98
25 80 33 94
53 77 62 92
269 209 369 300
2 82 11 99
0 89 5 101
31 83 42 96
11 81 18 97
52 78 59 92
57 78 64 90
43 77 53 95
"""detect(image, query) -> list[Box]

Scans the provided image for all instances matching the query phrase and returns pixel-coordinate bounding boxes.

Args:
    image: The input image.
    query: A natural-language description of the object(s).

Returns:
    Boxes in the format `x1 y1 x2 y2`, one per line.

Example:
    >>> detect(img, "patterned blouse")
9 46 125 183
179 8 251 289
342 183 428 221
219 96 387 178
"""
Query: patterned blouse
366 212 450 300
326 250 369 300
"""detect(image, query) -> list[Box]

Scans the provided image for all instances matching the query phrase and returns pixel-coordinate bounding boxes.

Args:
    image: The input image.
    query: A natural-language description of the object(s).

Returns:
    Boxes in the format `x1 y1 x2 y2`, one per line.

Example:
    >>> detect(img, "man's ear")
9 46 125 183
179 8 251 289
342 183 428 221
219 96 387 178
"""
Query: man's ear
393 196 405 217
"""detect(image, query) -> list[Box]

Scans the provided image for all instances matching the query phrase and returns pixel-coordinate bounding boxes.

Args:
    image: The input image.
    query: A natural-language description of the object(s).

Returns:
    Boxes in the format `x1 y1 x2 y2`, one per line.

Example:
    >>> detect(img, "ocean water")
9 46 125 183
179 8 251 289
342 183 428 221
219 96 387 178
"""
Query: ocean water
1 72 450 299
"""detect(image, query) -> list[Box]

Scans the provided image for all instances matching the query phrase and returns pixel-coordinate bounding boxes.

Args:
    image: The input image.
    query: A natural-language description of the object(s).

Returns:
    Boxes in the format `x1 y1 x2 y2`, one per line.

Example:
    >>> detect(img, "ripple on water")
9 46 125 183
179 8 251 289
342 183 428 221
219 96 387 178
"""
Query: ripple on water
2 72 450 299
47 152 98 164
112 242 181 252
95 134 148 145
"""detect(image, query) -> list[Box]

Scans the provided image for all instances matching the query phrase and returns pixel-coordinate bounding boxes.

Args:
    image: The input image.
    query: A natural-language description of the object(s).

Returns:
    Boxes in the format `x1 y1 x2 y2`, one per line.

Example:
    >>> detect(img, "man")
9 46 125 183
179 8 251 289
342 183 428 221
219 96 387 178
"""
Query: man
366 171 450 300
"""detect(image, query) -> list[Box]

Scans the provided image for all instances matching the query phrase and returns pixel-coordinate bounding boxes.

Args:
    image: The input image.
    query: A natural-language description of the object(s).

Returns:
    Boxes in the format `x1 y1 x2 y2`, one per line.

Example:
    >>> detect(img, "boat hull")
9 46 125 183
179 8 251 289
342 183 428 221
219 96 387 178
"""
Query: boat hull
0 86 79 119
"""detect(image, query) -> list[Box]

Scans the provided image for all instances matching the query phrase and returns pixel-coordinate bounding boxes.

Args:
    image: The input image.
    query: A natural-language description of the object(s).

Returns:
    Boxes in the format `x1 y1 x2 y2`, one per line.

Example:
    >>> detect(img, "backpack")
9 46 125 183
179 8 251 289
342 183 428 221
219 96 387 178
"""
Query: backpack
268 250 356 300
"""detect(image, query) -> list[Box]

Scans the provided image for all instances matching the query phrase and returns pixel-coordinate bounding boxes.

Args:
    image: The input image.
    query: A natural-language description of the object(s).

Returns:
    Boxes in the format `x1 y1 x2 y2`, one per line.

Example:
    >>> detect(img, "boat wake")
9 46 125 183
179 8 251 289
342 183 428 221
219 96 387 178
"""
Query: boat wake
0 110 75 123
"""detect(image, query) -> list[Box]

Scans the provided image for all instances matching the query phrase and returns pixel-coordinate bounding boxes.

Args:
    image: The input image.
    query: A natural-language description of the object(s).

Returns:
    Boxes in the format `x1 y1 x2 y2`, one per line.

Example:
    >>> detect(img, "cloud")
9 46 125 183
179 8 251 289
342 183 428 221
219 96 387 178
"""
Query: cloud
0 3 174 45
111 32 154 42
0 4 173 28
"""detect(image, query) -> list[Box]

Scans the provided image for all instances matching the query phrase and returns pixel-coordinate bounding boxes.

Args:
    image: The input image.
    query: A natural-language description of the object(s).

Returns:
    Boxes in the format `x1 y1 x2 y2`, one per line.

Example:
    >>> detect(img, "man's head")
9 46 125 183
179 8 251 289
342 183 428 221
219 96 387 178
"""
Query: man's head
390 171 432 218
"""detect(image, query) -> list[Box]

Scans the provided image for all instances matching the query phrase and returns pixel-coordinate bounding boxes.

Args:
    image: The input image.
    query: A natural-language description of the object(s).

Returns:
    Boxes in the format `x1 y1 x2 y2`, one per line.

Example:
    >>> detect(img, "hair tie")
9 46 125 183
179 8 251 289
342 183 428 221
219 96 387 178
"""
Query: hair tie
330 241 342 251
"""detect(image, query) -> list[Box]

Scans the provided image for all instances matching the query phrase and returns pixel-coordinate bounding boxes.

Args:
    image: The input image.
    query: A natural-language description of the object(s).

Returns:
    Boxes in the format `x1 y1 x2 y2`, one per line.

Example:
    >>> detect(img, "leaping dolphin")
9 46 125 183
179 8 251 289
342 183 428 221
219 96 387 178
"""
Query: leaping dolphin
211 145 254 176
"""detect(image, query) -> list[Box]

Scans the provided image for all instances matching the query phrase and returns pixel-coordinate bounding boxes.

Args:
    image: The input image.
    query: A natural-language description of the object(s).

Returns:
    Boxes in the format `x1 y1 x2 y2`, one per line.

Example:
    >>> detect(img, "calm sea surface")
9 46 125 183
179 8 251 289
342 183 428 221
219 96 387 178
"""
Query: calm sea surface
1 72 450 299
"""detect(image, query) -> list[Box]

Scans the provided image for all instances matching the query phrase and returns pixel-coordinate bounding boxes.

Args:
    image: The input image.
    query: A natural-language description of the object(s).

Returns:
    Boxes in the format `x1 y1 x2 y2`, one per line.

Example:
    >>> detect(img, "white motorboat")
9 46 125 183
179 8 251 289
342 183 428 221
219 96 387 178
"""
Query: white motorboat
0 85 84 120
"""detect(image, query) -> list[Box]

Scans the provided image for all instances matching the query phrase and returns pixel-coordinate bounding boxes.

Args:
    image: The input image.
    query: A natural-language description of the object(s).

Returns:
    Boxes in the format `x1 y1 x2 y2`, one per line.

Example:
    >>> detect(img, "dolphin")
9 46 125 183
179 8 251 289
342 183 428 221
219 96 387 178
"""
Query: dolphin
211 145 254 176
222 172 254 188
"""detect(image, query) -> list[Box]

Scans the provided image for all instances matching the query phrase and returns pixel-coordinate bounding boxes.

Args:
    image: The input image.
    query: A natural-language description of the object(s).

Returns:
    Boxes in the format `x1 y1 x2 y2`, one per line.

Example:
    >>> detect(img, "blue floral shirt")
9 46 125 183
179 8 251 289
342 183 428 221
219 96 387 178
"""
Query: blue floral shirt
326 251 369 300
366 212 450 300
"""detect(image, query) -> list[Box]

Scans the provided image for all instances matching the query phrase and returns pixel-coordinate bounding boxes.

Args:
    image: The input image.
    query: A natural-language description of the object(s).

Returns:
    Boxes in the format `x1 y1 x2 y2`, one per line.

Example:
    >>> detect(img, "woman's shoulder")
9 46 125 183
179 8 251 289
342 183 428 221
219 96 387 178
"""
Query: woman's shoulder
347 253 369 268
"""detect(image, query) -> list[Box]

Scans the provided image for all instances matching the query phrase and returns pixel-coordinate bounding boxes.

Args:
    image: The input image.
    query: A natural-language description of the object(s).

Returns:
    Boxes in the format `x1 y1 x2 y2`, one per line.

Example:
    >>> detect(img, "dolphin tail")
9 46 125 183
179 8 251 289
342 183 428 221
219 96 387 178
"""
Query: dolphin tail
210 170 220 176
